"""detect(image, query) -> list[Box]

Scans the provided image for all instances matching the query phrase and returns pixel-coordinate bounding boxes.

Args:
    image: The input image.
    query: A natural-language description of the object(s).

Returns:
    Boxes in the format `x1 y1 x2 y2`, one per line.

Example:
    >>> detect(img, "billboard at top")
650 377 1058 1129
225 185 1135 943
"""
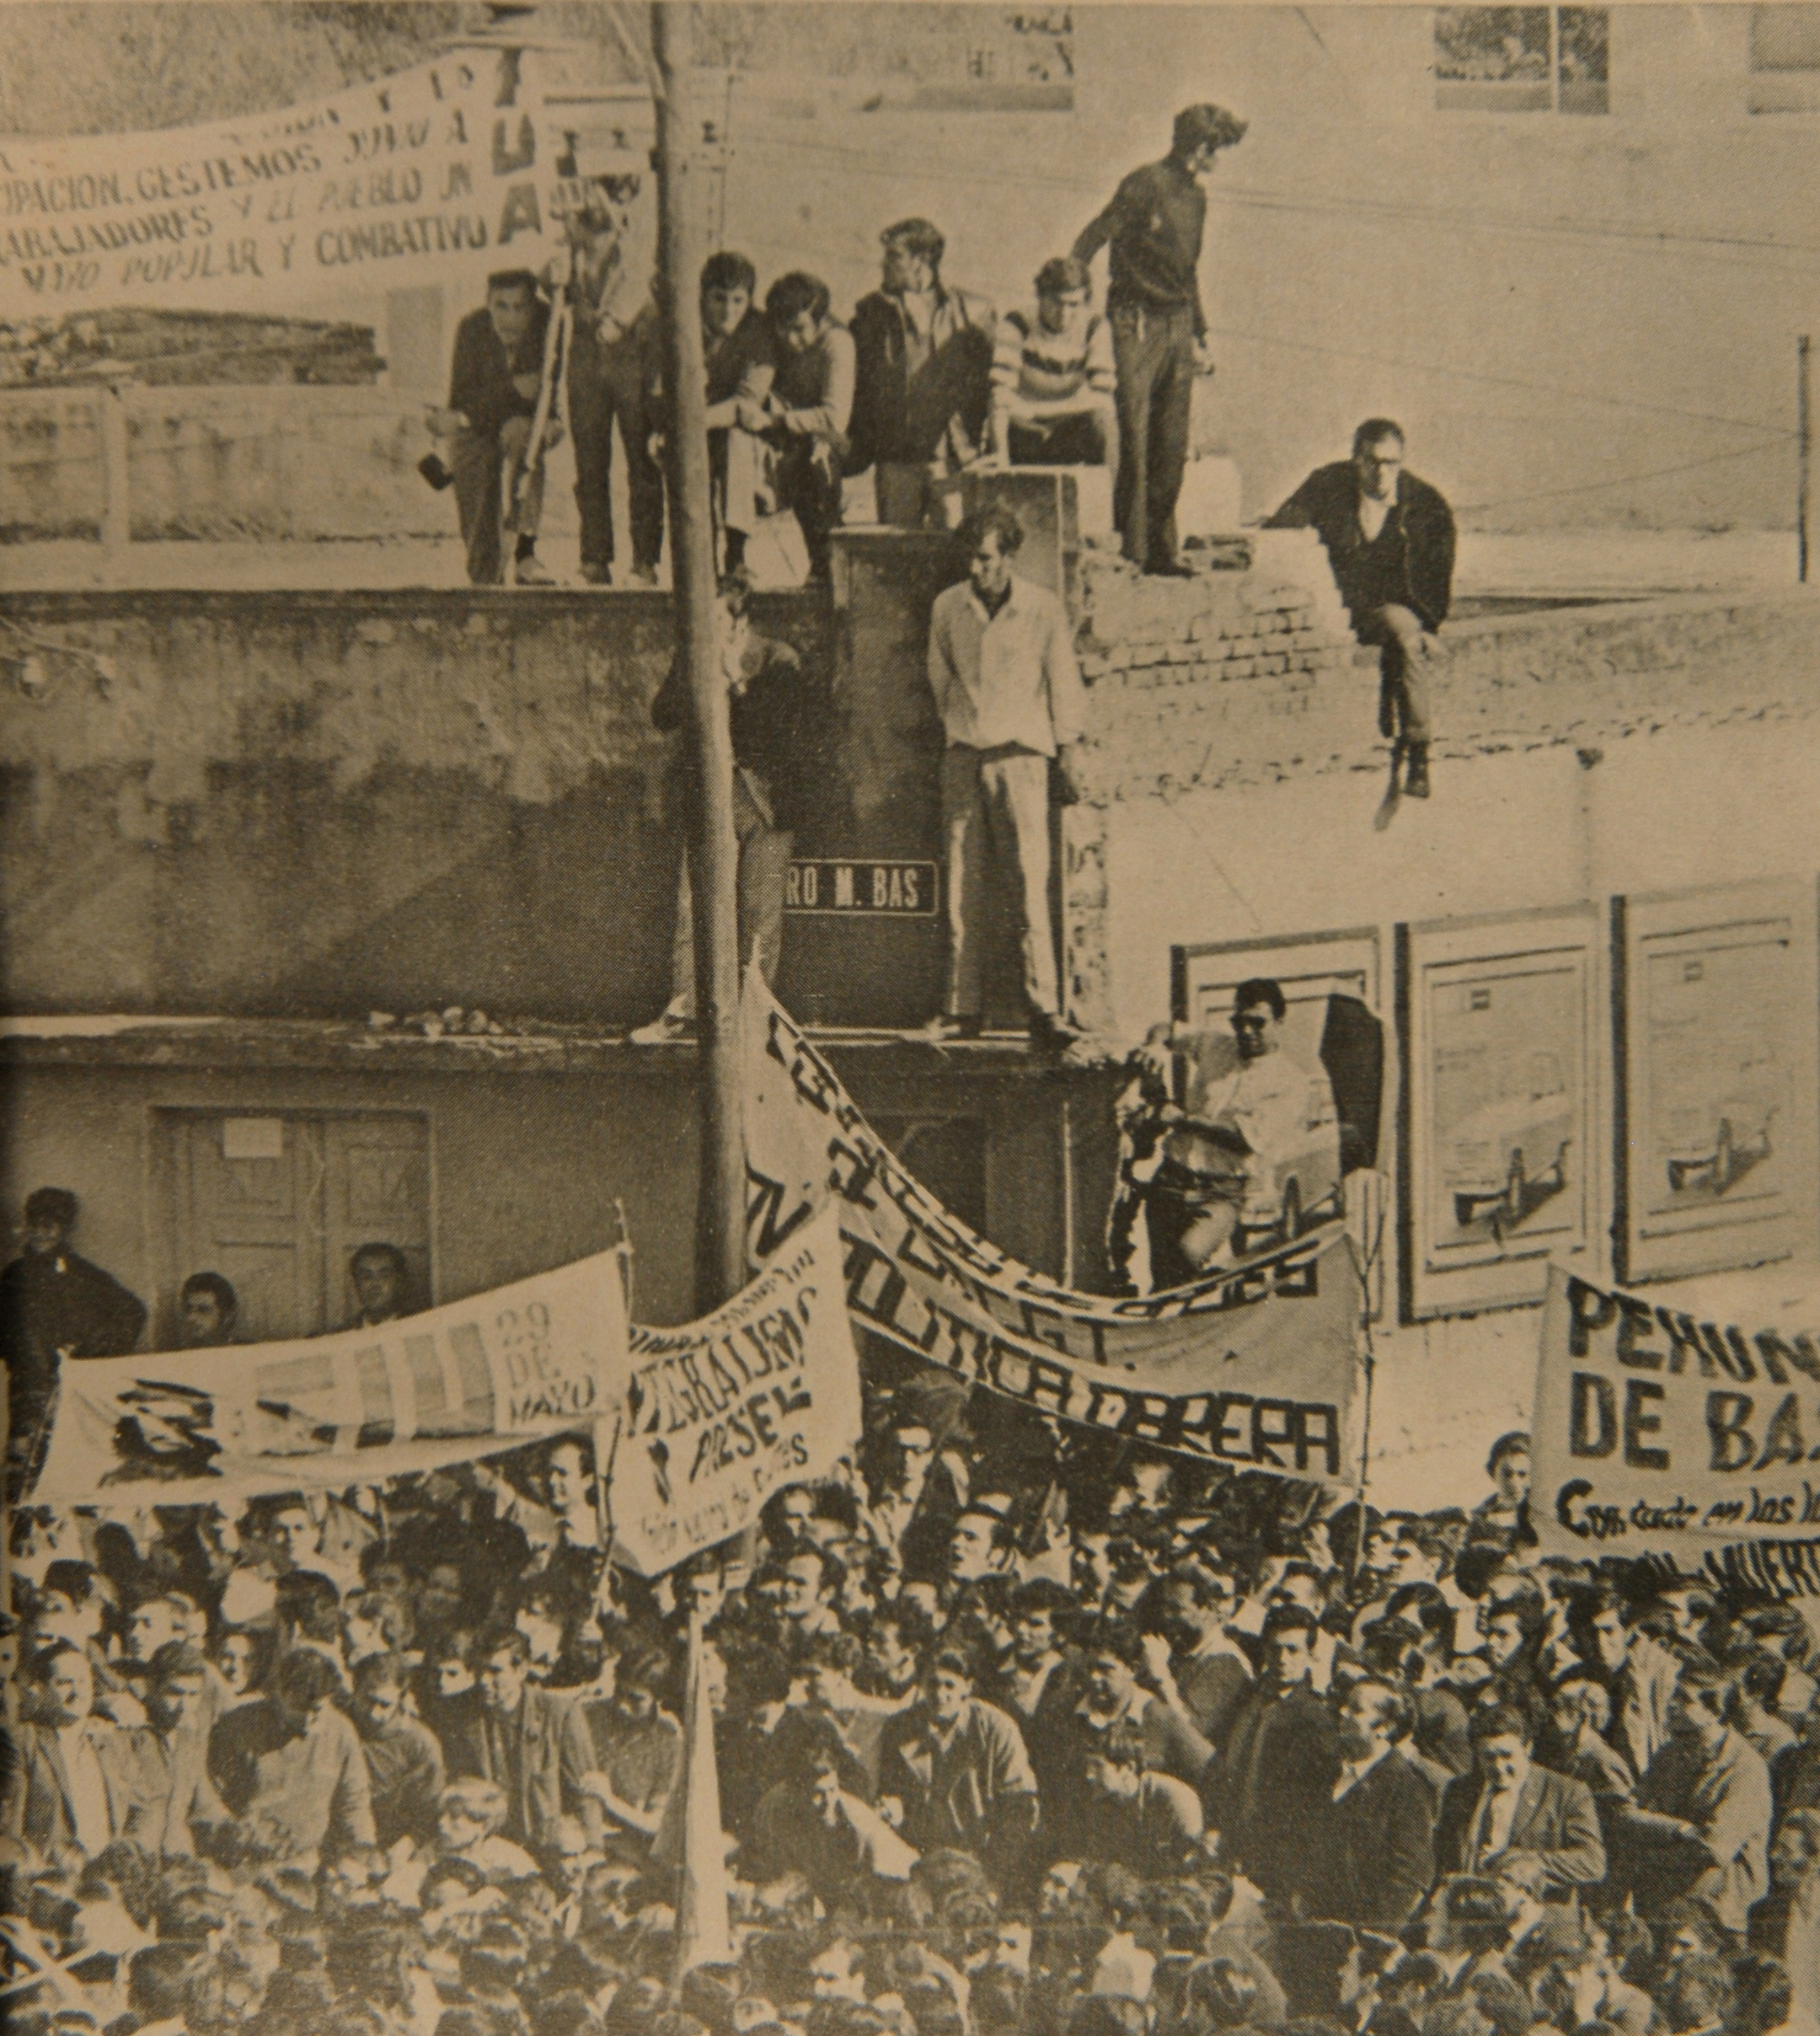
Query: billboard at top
0 41 653 323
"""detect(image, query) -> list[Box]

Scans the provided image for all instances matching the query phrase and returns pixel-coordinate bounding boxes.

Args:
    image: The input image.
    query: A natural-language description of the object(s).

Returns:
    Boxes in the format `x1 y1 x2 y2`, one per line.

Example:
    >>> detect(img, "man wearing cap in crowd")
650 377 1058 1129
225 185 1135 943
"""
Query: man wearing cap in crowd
1072 103 1247 576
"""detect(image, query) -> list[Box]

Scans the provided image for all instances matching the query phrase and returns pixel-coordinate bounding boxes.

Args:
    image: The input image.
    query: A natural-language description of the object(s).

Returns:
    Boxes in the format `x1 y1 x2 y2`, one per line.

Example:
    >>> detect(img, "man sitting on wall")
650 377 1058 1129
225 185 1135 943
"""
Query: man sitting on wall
987 256 1117 472
756 271 856 583
427 268 558 588
1265 418 1456 799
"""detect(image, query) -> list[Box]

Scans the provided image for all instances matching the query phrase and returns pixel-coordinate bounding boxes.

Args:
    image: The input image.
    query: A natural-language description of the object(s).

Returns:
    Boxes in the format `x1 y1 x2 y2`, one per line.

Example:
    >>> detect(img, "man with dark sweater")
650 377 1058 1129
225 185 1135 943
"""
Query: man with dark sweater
1072 104 1248 576
1303 1677 1437 1930
430 269 554 587
1265 418 1457 797
2 1186 146 1501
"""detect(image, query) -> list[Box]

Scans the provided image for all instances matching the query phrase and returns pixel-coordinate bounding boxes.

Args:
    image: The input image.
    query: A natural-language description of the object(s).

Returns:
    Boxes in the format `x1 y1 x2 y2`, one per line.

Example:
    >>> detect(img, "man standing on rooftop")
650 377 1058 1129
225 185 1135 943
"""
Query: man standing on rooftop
1072 103 1248 577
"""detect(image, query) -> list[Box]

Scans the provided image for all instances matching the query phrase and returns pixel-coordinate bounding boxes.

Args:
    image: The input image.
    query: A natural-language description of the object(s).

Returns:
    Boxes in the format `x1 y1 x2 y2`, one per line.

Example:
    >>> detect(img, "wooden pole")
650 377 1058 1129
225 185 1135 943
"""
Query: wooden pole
99 381 131 582
1799 334 1812 587
651 2 747 1312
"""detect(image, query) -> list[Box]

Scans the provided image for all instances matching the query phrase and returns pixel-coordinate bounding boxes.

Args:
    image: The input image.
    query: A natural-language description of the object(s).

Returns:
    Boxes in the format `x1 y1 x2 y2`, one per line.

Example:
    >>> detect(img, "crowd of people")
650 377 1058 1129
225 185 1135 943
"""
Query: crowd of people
5 1369 1819 2036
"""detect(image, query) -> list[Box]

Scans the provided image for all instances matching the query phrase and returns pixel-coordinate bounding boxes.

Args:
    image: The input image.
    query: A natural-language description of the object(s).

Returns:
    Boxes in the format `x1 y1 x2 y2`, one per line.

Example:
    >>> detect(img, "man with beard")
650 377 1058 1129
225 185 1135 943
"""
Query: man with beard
1303 1677 1436 1930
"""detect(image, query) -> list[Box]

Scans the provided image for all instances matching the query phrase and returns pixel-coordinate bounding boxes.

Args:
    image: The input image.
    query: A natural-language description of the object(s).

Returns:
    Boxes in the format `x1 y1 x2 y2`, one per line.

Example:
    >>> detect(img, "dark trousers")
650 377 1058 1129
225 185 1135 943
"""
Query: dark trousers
1110 303 1196 571
1144 1159 1242 1290
771 437 846 578
569 336 664 575
1008 409 1113 468
1362 628 1433 746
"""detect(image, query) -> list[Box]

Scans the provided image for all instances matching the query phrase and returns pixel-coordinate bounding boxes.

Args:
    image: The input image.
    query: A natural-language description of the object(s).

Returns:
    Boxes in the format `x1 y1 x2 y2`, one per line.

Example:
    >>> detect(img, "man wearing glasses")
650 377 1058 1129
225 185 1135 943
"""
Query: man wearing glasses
1135 977 1334 1289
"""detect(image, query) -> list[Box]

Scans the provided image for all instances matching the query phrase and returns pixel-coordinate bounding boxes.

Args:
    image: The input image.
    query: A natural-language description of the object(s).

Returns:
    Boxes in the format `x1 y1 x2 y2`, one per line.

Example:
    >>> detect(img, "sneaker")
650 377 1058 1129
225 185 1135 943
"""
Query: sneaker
628 1005 695 1046
513 554 556 587
628 564 661 587
912 1014 982 1044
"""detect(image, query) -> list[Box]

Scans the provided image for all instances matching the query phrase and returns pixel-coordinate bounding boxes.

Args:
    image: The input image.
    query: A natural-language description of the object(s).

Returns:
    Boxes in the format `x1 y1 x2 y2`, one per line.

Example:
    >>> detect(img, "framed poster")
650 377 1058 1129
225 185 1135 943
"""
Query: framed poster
1173 927 1389 1316
1398 908 1602 1321
1614 876 1819 1283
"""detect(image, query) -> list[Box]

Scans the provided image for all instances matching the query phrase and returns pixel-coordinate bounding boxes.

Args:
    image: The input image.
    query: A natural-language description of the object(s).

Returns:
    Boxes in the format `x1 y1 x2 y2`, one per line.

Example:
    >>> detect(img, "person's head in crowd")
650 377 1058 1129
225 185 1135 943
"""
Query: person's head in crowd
349 1241 410 1326
21 1183 80 1257
1168 102 1248 179
345 1587 412 1666
1730 1953 1791 2036
179 1270 238 1348
766 271 835 356
1181 1953 1260 2032
419 1560 468 1636
1106 1536 1160 1613
212 1624 268 1699
272 1645 343 1733
1453 1542 1514 1605
1009 1578 1077 1665
351 1649 410 1733
513 1578 574 1674
1656 1578 1718 1651
1469 1702 1534 1795
1665 1667 1732 1752
1658 1897 1726 1968
1262 1603 1320 1694
1382 1953 1448 2024
125 1590 192 1663
1548 1668 1612 1747
1434 1878 1512 1958
1489 1850 1549 1936
1571 1581 1638 1675
1082 1725 1148 1807
798 1630 864 1717
1483 1432 1530 1511
881 1412 936 1497
276 1568 343 1648
924 1646 978 1728
1771 1807 1820 1887
264 1498 319 1573
38 1558 110 1645
763 1481 818 1551
960 501 1024 608
805 1483 860 1550
1267 1559 1327 1617
607 1643 671 1726
478 1630 532 1715
545 1437 595 1520
1661 1953 1733 2036
1728 1646 1786 1728
949 1503 1017 1584
438 1777 512 1862
1072 1524 1116 1608
484 270 540 354
144 1641 209 1736
860 1604 928 1697
1480 1597 1539 1674
35 1637 97 1724
673 1551 728 1630
1029 254 1094 343
879 216 944 297
1080 1615 1148 1717
1276 1921 1359 2023
1336 1675 1408 1766
701 251 757 339
1391 1524 1452 1590
1039 1858 1084 1918
1149 1560 1237 1658
1230 978 1286 1064
778 1544 843 1630
807 1934 870 2006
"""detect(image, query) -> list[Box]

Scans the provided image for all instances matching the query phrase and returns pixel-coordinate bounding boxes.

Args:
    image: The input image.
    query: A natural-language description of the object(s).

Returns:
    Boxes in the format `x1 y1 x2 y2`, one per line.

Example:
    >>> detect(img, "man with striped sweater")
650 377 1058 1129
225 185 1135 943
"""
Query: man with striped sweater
988 257 1117 472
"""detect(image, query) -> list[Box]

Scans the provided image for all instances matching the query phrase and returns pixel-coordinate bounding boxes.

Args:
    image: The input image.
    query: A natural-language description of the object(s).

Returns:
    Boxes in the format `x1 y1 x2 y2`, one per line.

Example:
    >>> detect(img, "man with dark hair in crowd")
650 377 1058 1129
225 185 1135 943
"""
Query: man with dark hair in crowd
3 1185 147 1498
429 268 556 587
132 1641 229 1854
848 216 996 527
1435 1701 1606 1892
1072 103 1248 576
919 500 1084 1053
576 1642 680 1865
351 1650 445 1850
207 1645 374 1868
877 1642 1037 1878
1575 1578 1684 1782
1265 417 1457 798
458 1628 604 1862
340 1241 413 1331
1305 1675 1437 1929
758 271 855 581
4 1640 147 1855
177 1271 238 1348
988 255 1117 471
1146 1561 1253 1753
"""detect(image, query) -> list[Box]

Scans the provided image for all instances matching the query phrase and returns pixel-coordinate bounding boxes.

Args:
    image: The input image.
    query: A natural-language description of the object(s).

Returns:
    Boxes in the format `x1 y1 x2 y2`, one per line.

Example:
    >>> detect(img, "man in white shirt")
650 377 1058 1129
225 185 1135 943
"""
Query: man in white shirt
920 502 1086 1053
1138 978 1338 1287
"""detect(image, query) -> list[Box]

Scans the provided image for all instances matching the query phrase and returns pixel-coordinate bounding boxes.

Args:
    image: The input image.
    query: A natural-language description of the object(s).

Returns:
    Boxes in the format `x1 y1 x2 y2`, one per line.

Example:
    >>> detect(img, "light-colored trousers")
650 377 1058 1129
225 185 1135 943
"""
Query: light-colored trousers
940 742 1058 1020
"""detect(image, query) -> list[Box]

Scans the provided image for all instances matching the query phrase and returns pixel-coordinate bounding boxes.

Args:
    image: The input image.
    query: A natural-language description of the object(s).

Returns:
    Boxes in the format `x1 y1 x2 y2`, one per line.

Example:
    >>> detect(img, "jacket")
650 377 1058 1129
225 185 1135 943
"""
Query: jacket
1434 1762 1607 1891
1303 1749 1437 1930
440 1685 603 1857
1208 1680 1341 1899
1634 1727 1772 1933
877 1696 1036 1857
3 1719 147 1856
848 283 995 475
1264 463 1456 633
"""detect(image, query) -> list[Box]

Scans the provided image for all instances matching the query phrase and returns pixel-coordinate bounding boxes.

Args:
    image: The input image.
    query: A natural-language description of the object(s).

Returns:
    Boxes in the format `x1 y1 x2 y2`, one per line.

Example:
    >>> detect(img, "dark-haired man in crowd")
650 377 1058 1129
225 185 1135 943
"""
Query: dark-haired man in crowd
430 268 556 587
1266 418 1456 797
1305 1677 1437 1929
177 1271 238 1348
675 249 778 575
848 217 996 527
457 1630 603 1863
340 1240 413 1331
351 1650 445 1850
878 1643 1037 1879
3 1185 147 1498
758 271 855 581
1630 1669 1773 1933
1435 1701 1606 1893
1072 103 1248 575
208 1646 375 1869
988 256 1117 471
919 501 1084 1053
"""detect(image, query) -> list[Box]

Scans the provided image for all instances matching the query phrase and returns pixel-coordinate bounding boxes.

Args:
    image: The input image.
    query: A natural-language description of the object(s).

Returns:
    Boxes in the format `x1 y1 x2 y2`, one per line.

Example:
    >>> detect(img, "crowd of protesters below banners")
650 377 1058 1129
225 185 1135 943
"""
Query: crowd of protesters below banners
5 1210 1820 2036
424 104 1453 801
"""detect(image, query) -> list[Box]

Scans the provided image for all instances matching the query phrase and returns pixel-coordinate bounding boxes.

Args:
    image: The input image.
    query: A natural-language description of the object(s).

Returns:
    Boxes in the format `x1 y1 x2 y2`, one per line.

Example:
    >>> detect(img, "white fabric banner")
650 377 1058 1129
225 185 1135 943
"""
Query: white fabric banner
1534 1262 1820 1595
742 974 1365 1485
614 1207 863 1576
0 47 651 319
33 1246 630 1506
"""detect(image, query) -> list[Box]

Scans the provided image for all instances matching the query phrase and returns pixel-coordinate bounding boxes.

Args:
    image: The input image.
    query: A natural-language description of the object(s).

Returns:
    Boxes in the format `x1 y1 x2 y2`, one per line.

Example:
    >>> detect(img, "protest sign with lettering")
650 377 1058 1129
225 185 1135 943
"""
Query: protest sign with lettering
1534 1263 1820 1589
33 1245 629 1507
742 975 1364 1483
0 46 651 320
613 1207 862 1575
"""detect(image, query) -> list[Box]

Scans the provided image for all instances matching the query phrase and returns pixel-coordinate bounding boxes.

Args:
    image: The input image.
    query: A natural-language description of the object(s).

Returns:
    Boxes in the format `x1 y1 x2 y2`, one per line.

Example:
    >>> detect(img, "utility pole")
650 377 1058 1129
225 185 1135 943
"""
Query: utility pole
1799 334 1811 587
651 2 747 1310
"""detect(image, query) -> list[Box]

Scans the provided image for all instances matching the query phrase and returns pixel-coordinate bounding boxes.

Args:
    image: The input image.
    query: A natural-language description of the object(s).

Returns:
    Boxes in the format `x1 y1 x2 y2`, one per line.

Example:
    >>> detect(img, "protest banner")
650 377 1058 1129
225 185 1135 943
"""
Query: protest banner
614 1206 862 1575
32 1245 630 1508
0 45 652 321
742 974 1364 1483
1533 1263 1820 1590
